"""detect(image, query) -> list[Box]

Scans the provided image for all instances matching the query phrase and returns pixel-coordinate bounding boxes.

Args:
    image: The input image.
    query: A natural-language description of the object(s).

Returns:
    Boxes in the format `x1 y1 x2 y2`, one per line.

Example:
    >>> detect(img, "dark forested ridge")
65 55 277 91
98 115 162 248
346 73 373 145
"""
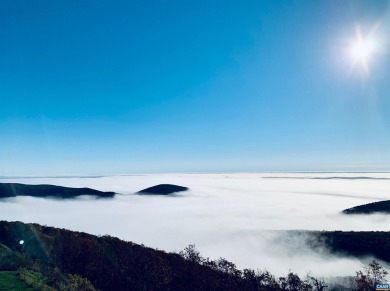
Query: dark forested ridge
0 183 115 199
0 221 389 290
0 221 273 290
275 230 390 263
137 184 189 195
342 200 390 214
308 230 390 263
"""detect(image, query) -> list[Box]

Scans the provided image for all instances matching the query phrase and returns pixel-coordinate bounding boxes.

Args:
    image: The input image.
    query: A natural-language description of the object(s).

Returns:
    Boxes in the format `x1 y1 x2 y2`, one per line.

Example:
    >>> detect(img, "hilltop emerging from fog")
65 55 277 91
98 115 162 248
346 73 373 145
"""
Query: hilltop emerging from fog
0 183 115 199
343 200 390 215
137 184 189 195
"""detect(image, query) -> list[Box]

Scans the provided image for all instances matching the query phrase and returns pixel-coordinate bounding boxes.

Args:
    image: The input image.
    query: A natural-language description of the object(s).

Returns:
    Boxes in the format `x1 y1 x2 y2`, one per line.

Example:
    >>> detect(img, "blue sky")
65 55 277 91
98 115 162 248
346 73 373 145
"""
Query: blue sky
1 1 390 175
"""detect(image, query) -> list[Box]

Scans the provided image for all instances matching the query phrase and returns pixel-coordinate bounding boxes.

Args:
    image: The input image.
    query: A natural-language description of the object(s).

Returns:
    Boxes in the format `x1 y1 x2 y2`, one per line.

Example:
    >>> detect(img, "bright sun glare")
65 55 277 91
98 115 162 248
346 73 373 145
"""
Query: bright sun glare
349 24 380 76
351 39 376 62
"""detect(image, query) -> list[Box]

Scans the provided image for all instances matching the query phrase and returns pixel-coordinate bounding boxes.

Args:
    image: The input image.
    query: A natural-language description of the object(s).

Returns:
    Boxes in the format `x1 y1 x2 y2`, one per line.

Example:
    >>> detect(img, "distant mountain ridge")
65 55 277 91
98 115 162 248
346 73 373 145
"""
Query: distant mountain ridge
342 200 390 214
137 184 189 195
0 183 115 199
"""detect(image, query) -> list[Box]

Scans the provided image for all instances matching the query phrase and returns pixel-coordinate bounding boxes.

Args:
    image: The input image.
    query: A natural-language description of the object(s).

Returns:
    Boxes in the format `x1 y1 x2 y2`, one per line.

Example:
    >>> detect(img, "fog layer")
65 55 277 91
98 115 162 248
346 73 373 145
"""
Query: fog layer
1 172 389 276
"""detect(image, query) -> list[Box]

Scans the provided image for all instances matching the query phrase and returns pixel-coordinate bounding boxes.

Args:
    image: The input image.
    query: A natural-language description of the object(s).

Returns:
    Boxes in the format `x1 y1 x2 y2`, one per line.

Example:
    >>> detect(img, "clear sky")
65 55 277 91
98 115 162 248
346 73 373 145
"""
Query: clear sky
1 1 390 175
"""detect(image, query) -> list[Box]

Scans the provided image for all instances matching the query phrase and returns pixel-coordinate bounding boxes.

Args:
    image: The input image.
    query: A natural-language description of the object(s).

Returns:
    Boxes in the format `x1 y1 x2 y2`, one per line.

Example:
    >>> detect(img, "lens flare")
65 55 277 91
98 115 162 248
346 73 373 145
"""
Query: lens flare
351 39 376 61
349 24 381 77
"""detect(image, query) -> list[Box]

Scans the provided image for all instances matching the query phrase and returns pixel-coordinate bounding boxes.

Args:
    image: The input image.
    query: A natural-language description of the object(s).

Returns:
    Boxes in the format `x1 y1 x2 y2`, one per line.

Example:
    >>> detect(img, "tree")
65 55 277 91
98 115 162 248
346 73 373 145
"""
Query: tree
67 274 97 291
179 244 203 263
243 268 260 290
308 276 327 291
216 257 241 277
259 270 280 290
278 271 315 291
355 260 388 291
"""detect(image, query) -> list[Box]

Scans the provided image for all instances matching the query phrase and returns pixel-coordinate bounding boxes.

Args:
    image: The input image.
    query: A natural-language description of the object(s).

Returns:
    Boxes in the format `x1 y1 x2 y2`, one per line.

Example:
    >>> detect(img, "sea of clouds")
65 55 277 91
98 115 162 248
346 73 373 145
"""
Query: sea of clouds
1 172 390 277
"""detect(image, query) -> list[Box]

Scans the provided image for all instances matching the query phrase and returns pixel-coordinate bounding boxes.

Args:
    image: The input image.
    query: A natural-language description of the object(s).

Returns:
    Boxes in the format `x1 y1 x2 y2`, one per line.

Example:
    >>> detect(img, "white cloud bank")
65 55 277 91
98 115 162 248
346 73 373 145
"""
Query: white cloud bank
1 172 390 277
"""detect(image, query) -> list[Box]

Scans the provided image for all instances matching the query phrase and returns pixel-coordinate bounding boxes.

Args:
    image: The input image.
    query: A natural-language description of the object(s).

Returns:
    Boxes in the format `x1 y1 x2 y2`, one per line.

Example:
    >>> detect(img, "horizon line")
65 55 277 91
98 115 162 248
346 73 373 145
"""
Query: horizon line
2 170 390 179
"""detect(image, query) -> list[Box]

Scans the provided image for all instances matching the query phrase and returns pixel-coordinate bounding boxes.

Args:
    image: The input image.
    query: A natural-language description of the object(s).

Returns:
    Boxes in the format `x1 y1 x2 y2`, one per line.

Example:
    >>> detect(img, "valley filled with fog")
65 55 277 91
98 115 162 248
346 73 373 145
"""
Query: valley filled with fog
1 172 390 277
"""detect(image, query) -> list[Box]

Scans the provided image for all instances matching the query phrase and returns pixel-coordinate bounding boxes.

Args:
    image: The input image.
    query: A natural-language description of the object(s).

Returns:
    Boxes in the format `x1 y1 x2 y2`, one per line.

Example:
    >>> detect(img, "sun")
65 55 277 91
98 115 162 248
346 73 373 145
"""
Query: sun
349 25 380 76
351 39 376 62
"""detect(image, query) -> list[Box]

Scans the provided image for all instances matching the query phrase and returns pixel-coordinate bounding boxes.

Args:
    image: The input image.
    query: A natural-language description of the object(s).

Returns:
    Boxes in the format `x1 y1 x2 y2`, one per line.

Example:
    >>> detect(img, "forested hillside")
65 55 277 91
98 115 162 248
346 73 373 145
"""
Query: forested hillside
0 221 388 290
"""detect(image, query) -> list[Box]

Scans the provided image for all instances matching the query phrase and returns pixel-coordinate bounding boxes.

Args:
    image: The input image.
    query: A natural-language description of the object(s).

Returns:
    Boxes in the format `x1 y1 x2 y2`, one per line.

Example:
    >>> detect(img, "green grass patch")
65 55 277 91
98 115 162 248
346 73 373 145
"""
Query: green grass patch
0 271 34 291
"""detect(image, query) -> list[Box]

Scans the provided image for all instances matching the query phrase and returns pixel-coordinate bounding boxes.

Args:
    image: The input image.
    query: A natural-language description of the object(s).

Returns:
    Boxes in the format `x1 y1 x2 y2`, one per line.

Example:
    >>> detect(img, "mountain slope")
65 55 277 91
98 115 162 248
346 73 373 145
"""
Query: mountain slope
1 221 389 290
342 200 390 214
0 183 115 199
0 221 252 290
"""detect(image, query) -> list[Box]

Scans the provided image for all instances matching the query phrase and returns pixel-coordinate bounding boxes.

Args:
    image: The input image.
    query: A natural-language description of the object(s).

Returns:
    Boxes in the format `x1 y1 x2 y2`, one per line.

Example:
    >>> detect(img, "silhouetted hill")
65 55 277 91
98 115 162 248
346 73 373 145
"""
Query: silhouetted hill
0 183 115 199
342 200 390 214
0 221 266 290
0 221 388 290
137 184 188 195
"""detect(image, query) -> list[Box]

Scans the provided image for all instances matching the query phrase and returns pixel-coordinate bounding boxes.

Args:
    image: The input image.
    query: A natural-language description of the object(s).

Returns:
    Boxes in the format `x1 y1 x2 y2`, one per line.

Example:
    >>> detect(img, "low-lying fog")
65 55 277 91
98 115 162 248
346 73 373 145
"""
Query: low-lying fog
1 172 390 277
